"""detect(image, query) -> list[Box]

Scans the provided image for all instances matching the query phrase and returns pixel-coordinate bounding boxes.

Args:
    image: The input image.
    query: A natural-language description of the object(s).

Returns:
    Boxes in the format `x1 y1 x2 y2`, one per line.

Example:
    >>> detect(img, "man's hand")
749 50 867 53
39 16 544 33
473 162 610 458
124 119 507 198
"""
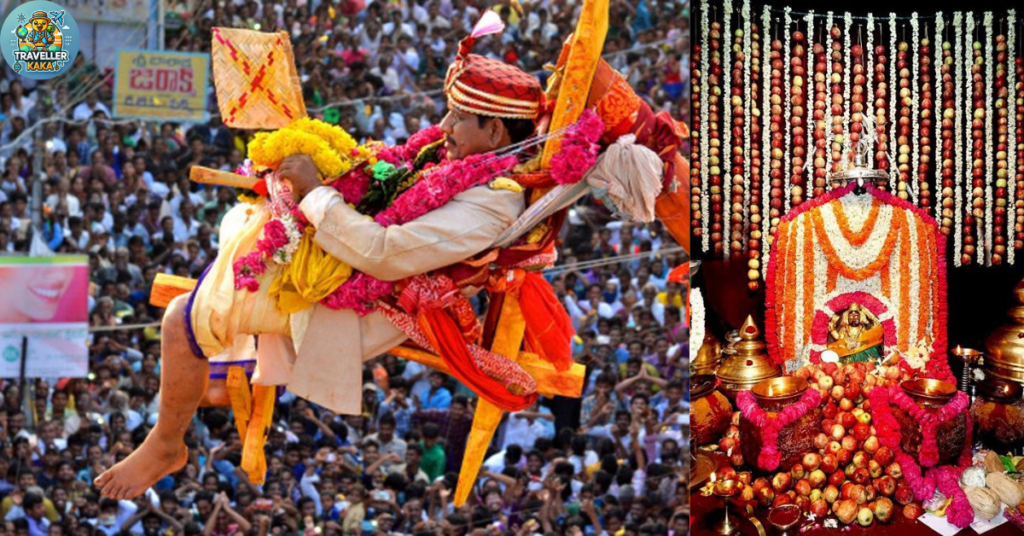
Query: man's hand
277 154 323 201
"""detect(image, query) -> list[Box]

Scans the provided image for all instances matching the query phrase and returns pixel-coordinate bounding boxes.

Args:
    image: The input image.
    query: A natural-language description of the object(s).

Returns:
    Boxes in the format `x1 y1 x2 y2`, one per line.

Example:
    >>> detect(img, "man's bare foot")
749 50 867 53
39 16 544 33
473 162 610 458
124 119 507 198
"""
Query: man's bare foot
94 438 188 500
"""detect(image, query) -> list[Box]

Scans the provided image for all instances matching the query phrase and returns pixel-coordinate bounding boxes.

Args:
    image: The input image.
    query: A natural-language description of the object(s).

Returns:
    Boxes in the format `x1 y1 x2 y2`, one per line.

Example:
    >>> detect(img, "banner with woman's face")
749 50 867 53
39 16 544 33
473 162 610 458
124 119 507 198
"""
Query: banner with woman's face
0 256 89 379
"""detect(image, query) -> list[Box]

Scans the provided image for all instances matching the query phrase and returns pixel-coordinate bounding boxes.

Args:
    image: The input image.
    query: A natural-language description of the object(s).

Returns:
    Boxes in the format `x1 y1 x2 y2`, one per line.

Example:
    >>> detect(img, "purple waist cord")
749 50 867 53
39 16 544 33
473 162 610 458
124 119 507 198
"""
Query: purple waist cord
182 263 214 360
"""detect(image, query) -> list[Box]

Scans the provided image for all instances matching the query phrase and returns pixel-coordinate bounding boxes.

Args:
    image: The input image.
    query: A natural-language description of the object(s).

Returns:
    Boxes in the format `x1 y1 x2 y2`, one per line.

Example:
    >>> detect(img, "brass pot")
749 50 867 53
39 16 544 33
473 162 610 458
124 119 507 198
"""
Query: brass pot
739 376 822 471
971 379 1024 453
690 374 733 447
893 379 967 466
717 315 781 399
984 278 1024 385
692 331 724 376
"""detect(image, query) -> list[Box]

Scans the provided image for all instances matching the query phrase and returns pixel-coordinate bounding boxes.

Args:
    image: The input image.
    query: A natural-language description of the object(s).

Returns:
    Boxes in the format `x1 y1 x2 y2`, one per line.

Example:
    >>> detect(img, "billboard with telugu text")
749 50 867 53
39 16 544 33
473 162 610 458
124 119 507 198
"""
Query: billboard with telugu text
0 256 89 378
113 49 210 123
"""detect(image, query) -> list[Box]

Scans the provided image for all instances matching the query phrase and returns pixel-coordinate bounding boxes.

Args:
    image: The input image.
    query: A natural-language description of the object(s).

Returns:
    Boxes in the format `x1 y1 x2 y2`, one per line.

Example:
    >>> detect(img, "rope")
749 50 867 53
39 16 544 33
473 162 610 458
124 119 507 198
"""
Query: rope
0 37 678 154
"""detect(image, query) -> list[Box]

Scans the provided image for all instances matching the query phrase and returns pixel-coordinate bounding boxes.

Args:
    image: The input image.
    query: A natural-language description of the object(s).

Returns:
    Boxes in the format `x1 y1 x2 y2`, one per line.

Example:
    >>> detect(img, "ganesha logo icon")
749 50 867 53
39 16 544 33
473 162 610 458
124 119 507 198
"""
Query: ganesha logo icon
1 1 79 80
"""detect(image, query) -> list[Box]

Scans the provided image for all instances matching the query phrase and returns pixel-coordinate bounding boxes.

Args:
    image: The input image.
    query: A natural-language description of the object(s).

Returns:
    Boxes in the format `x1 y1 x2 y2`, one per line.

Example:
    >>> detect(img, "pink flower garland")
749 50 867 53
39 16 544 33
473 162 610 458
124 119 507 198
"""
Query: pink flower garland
889 386 968 468
868 385 974 527
808 292 898 366
323 111 603 314
763 182 949 370
549 110 605 185
736 387 822 471
233 206 309 291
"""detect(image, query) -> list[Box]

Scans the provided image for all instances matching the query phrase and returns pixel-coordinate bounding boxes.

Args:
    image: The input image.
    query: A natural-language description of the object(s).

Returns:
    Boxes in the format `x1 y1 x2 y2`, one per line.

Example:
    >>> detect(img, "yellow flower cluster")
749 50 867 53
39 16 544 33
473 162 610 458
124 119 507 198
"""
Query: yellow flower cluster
288 117 359 157
247 118 366 179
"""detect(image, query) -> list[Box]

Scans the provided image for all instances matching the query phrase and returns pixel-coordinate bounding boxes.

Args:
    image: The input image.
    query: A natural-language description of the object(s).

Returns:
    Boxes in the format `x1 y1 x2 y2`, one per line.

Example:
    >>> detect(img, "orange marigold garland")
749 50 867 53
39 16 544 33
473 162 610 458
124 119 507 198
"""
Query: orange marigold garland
765 183 948 368
810 201 904 282
833 197 881 246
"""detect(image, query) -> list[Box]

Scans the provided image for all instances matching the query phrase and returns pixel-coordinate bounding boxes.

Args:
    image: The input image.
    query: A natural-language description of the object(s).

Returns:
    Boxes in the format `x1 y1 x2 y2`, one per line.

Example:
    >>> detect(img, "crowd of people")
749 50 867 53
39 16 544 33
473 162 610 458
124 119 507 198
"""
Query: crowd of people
0 0 689 534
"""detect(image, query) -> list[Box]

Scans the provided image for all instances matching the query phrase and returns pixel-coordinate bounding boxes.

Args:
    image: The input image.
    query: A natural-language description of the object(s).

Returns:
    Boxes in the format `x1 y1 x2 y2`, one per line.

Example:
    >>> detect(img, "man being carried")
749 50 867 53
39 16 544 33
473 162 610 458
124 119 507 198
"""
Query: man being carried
94 19 546 500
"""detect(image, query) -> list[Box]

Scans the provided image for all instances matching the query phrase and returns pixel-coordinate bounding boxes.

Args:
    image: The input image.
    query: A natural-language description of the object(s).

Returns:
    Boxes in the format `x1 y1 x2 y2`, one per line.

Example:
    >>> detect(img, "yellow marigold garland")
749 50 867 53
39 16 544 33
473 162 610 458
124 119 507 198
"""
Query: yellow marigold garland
247 128 349 179
285 117 361 158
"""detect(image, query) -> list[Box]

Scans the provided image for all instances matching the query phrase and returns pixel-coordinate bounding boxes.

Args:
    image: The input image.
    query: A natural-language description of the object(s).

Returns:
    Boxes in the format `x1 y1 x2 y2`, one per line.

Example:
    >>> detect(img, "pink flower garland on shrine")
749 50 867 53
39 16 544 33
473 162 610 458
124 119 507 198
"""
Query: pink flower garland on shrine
736 387 822 471
764 182 950 371
889 386 969 467
868 385 974 528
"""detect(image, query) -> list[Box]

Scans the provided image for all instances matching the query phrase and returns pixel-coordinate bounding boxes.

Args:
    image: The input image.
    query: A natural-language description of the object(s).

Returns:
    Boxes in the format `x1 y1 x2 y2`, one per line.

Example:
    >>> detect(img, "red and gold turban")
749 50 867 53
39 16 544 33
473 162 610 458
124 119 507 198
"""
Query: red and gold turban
444 11 543 121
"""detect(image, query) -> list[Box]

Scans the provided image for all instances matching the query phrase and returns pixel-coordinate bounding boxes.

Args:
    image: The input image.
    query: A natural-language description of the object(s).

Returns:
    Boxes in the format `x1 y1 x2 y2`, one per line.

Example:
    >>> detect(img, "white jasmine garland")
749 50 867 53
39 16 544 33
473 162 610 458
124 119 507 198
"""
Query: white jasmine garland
819 198 895 269
271 214 303 265
911 12 920 205
890 12 898 192
1010 9 1018 265
784 7 792 210
954 12 964 267
700 0 711 252
843 12 852 164
826 11 835 177
742 0 752 243
935 13 944 207
761 5 772 268
690 287 706 354
866 13 875 156
805 11 816 198
985 11 994 265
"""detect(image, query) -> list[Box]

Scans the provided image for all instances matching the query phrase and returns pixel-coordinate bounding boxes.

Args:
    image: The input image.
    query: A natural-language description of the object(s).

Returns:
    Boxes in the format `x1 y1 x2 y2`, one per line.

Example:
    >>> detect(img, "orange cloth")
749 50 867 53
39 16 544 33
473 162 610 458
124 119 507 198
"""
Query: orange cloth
520 272 575 372
418 308 537 412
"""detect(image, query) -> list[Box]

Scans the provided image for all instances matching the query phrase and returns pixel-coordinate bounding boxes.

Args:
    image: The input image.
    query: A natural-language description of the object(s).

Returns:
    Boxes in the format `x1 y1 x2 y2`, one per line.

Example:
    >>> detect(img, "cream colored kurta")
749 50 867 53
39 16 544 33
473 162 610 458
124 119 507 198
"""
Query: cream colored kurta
189 183 524 414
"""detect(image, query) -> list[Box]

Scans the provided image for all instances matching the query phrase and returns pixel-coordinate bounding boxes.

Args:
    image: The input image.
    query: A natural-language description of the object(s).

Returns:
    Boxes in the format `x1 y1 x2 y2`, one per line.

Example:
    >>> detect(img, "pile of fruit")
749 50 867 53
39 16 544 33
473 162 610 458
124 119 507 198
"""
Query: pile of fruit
713 361 935 527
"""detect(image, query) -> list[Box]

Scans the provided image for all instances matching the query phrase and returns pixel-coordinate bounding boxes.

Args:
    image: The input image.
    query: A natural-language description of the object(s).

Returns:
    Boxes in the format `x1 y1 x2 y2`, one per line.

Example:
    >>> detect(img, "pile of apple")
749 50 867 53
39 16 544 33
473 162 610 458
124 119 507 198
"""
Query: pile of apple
733 362 926 527
717 412 746 468
795 360 914 400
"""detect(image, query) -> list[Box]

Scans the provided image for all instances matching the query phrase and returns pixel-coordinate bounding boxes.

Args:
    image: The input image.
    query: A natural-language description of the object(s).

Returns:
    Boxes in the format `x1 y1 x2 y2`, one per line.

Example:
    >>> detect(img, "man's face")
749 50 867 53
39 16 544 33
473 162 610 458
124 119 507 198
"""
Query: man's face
439 108 505 160
527 454 542 473
379 423 394 442
142 516 161 535
450 401 466 420
672 514 689 536
196 499 213 519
